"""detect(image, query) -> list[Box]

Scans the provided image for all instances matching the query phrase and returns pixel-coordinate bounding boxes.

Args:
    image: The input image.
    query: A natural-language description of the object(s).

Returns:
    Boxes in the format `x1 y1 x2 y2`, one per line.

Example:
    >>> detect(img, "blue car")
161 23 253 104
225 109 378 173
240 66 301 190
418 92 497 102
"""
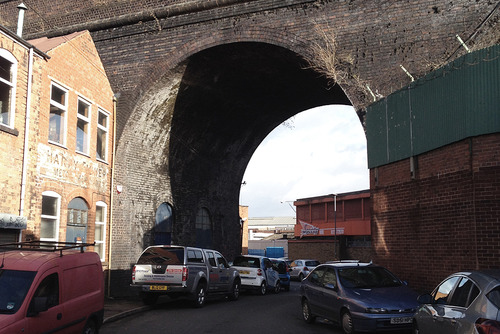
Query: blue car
300 262 419 333
271 258 291 291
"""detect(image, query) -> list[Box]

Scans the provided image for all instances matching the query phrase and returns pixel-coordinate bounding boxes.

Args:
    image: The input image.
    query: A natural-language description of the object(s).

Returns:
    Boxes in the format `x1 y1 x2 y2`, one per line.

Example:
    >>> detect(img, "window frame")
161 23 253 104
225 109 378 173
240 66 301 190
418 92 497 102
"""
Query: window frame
95 201 107 262
96 108 109 162
40 191 61 242
0 49 17 129
48 82 68 146
76 97 91 155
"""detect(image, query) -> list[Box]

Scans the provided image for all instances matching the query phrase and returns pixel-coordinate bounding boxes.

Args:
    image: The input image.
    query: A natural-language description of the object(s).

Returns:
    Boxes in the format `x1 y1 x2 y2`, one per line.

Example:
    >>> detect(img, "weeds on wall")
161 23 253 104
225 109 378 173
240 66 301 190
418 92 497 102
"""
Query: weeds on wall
304 24 374 111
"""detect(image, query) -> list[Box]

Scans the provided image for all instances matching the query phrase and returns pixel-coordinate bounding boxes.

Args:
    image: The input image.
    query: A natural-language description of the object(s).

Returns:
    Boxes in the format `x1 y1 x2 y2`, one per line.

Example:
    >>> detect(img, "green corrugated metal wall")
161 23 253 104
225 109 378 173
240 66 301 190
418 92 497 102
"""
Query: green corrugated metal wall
367 44 500 168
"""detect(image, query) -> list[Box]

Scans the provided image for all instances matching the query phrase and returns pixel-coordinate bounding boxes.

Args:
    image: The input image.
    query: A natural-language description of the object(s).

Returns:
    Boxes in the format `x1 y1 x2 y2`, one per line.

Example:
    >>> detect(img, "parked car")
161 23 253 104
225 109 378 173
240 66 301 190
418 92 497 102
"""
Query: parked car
270 258 291 291
290 259 320 280
0 241 104 334
413 270 500 334
300 261 419 334
232 255 281 295
131 245 240 307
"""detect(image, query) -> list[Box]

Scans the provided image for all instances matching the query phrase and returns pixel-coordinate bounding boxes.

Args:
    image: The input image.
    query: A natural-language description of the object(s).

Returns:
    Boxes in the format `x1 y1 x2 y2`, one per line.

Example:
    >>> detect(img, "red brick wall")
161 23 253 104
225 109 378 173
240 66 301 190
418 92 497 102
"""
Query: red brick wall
371 134 500 292
20 31 115 265
0 32 44 222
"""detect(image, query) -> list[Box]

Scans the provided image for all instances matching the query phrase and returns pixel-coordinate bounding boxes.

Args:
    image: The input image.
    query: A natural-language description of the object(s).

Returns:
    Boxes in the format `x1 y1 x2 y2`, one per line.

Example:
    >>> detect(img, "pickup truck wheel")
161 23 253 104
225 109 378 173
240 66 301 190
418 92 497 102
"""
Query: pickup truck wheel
258 281 267 295
228 280 240 301
141 293 159 306
193 283 206 308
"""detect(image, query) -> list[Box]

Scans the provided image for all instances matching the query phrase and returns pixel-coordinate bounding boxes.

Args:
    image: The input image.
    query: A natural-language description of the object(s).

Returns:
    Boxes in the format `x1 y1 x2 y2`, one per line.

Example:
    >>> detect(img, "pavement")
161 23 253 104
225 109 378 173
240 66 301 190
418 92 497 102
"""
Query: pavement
103 296 151 324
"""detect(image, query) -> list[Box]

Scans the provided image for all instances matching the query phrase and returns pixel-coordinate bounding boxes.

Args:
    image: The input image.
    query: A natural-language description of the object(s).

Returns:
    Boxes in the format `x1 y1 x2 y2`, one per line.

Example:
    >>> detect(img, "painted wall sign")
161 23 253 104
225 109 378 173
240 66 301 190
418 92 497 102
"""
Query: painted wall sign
299 220 344 237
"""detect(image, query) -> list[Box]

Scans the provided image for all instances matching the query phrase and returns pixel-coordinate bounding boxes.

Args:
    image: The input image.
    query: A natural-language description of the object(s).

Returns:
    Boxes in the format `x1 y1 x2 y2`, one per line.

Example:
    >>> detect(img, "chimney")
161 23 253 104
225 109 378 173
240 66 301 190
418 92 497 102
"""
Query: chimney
17 3 28 37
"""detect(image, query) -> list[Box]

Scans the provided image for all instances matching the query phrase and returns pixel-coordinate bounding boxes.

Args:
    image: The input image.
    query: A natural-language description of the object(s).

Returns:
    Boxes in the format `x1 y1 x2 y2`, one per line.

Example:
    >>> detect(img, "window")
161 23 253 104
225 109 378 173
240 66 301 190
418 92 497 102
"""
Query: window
28 273 59 316
0 49 17 128
195 207 212 248
41 191 61 241
49 83 68 145
76 98 91 154
96 109 109 161
66 197 88 243
95 202 107 261
206 251 216 267
433 276 460 304
449 278 480 308
215 252 229 269
187 249 204 263
309 267 327 286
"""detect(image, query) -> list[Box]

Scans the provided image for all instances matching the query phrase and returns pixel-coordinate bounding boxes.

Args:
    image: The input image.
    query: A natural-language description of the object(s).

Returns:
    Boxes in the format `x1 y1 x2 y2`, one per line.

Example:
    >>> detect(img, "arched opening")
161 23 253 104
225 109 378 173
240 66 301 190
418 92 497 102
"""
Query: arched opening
154 202 174 245
66 197 88 243
168 42 352 256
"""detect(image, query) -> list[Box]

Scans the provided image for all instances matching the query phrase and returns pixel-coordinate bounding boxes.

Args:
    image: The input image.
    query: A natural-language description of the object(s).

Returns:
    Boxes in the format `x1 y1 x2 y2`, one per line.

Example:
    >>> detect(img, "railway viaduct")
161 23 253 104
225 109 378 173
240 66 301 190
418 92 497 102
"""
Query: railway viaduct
1 0 498 294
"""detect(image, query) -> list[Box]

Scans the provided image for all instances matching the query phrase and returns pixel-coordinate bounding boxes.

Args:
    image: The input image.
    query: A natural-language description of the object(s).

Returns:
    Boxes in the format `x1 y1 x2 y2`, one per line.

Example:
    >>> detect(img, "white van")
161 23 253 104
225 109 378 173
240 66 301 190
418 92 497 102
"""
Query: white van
0 241 104 334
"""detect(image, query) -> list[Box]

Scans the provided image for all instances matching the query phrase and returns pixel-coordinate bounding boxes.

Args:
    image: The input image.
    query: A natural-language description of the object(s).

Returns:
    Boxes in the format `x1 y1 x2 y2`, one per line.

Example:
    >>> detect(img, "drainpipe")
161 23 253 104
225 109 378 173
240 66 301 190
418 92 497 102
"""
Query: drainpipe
19 47 33 242
107 94 118 297
16 3 27 37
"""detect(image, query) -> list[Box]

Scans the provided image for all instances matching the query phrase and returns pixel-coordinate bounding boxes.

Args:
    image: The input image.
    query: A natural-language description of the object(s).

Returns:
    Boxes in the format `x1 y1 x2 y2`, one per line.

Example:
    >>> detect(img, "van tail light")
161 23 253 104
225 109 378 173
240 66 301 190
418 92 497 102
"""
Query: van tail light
257 269 263 276
476 318 500 334
132 266 136 281
304 267 309 272
182 267 188 282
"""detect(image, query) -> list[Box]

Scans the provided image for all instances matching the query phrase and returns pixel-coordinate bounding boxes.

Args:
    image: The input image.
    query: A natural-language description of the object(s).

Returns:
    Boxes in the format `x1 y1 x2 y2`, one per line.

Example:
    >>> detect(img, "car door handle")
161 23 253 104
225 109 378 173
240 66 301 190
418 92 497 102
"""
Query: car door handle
451 318 457 324
57 313 62 320
433 316 444 322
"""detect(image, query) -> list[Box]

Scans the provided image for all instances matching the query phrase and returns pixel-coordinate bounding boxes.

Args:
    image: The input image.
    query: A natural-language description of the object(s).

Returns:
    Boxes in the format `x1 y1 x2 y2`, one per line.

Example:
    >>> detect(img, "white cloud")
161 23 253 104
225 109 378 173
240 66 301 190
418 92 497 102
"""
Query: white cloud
239 105 369 217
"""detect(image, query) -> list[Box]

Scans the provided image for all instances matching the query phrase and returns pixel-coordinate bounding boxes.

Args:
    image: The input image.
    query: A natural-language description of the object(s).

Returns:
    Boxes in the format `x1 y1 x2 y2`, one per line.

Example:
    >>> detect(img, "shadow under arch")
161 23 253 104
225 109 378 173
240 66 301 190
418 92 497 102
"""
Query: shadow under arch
169 41 351 258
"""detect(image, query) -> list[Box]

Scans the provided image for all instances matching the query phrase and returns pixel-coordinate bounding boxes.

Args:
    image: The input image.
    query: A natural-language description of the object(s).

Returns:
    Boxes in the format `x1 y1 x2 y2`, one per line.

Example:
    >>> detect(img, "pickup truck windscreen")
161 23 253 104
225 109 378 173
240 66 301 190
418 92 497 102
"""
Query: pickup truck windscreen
137 247 184 265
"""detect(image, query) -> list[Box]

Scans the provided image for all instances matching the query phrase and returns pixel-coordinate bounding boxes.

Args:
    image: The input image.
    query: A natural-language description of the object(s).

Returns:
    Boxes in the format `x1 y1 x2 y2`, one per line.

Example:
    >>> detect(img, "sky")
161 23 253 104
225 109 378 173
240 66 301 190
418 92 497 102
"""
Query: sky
239 105 370 218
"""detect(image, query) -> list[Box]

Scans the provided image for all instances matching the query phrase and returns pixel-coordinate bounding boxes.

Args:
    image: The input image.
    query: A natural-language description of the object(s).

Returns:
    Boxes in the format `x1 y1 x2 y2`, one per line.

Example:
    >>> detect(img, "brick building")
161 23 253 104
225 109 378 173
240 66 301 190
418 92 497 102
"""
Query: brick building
0 25 114 265
289 190 372 263
0 25 47 242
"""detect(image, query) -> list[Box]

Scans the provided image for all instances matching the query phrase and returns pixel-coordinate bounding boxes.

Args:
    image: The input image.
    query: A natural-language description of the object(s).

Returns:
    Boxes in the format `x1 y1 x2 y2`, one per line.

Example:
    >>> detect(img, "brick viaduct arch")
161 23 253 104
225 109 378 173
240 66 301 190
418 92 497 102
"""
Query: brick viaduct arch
1 0 498 294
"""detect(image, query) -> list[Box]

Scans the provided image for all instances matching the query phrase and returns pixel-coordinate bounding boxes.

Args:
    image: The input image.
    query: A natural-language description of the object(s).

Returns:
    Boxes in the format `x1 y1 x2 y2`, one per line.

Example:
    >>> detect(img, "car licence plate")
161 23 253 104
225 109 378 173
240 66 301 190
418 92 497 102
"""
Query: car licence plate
239 270 250 275
390 317 413 325
149 285 168 291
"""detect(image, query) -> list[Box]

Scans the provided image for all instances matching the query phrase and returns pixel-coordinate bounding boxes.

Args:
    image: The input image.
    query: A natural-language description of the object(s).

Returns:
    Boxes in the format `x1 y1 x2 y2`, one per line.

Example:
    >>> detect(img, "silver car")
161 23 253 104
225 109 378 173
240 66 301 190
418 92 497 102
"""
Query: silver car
290 259 320 280
413 270 500 334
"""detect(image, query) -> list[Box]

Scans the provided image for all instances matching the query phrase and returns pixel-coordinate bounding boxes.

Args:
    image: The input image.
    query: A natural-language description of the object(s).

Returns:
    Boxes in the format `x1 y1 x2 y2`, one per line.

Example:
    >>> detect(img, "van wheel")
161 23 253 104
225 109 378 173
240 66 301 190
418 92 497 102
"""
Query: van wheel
299 272 304 281
228 280 240 301
193 283 206 308
82 319 97 334
141 293 159 305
